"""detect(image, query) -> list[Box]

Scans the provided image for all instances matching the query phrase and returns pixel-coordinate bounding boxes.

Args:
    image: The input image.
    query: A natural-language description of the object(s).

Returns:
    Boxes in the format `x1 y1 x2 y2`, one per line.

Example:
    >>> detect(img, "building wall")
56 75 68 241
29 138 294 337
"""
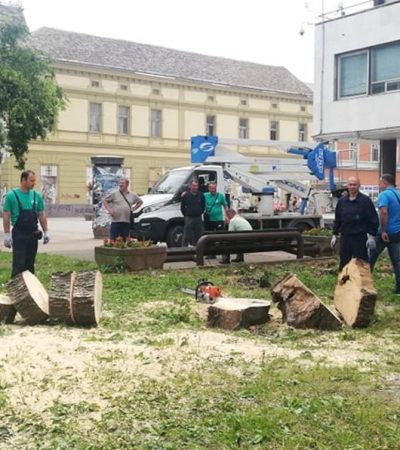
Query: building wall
314 1 400 138
2 65 312 205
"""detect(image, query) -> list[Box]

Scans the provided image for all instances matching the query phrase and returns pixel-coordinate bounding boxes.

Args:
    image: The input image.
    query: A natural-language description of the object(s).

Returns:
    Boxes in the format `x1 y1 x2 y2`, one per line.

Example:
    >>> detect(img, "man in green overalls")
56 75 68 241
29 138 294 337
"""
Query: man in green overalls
3 170 49 278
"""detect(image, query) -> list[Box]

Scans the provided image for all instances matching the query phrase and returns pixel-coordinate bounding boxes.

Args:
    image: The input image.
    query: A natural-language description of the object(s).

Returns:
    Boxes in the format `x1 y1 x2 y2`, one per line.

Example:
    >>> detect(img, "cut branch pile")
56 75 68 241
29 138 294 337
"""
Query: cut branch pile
6 270 102 326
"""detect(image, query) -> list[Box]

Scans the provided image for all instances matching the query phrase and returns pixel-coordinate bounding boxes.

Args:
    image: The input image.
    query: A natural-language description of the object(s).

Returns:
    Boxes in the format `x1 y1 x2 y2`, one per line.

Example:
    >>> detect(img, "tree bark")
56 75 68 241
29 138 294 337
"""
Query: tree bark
207 297 271 330
334 258 377 328
0 294 16 324
5 271 49 325
49 272 75 324
71 271 102 326
271 273 343 330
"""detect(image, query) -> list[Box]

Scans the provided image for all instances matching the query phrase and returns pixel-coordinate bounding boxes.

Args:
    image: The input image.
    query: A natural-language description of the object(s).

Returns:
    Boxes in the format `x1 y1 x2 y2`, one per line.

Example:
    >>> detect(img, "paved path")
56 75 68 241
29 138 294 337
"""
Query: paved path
0 217 297 267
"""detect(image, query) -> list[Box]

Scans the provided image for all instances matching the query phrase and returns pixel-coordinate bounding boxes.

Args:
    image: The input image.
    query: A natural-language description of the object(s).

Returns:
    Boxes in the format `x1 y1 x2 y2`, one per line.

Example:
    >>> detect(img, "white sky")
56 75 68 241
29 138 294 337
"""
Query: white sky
21 0 363 83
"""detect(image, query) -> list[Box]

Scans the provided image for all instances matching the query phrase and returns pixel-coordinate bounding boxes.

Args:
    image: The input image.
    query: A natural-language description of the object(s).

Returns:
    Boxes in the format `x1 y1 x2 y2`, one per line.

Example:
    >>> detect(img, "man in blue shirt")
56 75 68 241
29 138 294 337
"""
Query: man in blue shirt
331 176 379 270
369 173 400 294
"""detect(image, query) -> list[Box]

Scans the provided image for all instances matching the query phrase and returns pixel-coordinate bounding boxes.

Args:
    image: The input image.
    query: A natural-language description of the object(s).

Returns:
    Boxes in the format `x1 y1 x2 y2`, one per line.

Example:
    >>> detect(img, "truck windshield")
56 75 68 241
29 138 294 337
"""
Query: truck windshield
150 169 191 194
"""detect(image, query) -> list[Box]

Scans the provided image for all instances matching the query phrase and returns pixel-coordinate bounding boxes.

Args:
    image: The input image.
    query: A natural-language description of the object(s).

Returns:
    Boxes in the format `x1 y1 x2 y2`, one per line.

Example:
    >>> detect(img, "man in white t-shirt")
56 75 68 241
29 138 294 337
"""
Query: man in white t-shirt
222 208 252 263
103 177 143 240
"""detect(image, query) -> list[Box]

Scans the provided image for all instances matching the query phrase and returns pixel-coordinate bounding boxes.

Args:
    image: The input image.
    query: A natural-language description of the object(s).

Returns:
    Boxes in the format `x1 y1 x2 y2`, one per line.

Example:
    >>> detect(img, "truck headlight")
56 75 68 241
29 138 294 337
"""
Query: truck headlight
142 204 164 214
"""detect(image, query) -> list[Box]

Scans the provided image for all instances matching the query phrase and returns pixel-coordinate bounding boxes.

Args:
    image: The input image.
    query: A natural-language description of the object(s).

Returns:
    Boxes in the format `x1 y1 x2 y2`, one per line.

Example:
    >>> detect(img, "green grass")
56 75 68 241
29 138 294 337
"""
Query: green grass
1 252 400 449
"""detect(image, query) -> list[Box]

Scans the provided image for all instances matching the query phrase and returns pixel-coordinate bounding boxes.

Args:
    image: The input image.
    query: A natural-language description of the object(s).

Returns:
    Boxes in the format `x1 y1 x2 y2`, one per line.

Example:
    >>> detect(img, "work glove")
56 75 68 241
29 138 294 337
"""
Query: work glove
330 235 337 250
366 234 376 251
3 233 12 248
43 231 50 245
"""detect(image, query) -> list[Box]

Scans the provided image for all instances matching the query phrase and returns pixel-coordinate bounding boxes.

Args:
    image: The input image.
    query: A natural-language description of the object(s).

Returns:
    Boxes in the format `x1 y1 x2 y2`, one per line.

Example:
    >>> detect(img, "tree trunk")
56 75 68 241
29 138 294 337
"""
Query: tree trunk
334 258 377 328
49 272 75 324
6 271 49 325
71 271 102 326
0 294 16 324
207 297 271 330
271 273 343 330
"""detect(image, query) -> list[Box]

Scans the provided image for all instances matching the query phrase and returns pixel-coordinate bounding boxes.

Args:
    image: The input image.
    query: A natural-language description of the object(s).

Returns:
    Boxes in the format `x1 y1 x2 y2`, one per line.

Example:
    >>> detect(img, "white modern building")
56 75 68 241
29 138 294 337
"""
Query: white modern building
314 0 400 180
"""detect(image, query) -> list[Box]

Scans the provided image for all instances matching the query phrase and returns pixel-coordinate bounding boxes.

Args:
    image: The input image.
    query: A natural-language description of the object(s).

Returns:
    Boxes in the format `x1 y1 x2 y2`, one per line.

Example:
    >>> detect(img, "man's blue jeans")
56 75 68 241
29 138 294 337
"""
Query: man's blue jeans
369 236 400 293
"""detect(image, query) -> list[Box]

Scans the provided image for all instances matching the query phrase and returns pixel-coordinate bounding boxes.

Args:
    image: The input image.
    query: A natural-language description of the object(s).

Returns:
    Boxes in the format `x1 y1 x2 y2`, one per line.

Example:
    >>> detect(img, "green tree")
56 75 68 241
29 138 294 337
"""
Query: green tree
0 15 65 169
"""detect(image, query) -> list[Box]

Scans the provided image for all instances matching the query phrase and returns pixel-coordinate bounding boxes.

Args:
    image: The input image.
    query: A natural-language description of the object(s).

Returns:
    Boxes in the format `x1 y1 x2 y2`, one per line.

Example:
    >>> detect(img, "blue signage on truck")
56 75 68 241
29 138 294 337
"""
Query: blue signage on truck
190 135 218 163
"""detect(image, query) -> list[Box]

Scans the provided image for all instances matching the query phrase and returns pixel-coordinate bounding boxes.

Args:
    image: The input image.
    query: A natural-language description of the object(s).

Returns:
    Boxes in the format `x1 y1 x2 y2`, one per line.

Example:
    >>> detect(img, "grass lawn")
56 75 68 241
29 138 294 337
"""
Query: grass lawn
0 252 400 449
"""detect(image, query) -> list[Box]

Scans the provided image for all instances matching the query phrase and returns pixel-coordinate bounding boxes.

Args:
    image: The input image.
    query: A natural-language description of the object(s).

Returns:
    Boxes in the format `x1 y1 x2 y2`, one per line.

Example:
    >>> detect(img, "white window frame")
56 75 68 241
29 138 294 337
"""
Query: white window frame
270 120 279 141
150 109 162 137
337 50 369 99
371 143 380 162
239 118 248 139
89 103 102 133
118 106 130 135
299 123 307 142
349 142 358 161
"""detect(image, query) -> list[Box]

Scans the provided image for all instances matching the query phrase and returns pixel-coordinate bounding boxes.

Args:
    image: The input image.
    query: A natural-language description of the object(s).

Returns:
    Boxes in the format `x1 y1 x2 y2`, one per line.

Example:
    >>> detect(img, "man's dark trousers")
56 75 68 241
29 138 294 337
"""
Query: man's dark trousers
339 234 368 270
11 228 38 278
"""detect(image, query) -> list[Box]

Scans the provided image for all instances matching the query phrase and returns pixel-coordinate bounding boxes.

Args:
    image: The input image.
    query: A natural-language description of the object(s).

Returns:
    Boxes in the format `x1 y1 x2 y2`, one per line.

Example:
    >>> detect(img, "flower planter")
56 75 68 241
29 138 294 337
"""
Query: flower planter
95 246 167 271
303 236 340 257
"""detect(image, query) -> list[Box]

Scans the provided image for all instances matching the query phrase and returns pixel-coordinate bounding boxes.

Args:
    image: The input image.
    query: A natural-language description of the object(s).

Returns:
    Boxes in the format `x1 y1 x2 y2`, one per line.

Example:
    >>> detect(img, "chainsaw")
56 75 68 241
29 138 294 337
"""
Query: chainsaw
180 279 222 303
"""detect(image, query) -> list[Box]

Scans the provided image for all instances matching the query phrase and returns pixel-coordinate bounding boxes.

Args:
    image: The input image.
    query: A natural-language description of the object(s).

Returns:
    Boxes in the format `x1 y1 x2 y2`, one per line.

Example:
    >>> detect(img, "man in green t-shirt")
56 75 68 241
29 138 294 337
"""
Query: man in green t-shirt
3 170 49 278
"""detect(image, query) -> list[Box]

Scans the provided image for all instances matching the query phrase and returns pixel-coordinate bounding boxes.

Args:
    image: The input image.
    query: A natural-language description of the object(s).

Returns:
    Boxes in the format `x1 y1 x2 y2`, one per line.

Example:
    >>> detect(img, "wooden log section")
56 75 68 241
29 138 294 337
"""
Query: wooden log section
271 273 343 331
207 297 271 330
6 271 49 325
49 272 75 324
0 294 17 324
334 258 377 328
71 271 102 326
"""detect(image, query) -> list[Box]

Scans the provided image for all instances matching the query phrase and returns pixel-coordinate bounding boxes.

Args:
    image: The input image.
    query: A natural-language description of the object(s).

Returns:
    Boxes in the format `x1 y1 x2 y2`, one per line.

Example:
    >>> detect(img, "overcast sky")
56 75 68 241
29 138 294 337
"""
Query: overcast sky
21 0 362 83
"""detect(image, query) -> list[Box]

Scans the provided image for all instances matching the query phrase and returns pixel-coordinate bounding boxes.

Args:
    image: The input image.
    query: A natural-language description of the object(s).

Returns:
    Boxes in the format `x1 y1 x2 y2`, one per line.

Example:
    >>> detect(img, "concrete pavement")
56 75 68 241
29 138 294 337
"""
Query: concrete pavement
0 217 298 267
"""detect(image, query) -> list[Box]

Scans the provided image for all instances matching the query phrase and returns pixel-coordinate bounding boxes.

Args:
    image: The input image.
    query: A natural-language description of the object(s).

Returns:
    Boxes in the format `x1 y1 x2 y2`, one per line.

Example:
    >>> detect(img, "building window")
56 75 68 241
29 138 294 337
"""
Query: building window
349 142 358 160
91 80 100 88
299 123 307 141
270 120 279 140
120 84 128 91
271 103 278 109
371 143 380 162
240 99 248 106
206 115 216 136
239 118 248 139
118 106 129 135
152 88 160 95
41 165 57 205
371 42 400 94
338 51 368 98
300 105 306 112
151 109 162 137
207 95 215 102
89 103 102 133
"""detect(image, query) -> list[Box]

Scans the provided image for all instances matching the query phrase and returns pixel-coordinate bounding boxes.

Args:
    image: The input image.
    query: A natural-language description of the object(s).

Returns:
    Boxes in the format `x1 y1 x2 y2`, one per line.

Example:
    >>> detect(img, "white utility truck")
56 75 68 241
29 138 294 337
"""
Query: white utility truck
131 136 337 246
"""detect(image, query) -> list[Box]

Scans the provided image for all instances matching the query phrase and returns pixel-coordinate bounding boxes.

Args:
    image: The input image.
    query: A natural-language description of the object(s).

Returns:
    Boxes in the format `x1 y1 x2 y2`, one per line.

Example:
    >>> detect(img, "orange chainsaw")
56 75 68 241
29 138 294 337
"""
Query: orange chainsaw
181 279 222 303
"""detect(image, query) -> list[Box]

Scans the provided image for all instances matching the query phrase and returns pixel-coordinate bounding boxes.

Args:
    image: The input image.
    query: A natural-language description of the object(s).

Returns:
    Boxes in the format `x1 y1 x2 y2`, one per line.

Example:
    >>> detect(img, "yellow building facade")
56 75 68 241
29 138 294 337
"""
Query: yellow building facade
2 27 312 211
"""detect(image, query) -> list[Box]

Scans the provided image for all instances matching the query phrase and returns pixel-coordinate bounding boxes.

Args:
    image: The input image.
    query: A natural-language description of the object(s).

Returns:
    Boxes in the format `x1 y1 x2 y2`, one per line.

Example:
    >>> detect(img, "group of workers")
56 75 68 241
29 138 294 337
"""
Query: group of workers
2 169 400 295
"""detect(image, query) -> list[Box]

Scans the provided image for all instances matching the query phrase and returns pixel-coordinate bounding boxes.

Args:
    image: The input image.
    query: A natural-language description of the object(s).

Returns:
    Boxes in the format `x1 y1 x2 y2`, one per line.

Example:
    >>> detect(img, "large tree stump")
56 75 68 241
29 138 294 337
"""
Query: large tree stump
271 273 342 330
207 297 271 330
71 271 102 326
0 294 16 324
334 258 377 328
6 271 49 325
49 272 75 324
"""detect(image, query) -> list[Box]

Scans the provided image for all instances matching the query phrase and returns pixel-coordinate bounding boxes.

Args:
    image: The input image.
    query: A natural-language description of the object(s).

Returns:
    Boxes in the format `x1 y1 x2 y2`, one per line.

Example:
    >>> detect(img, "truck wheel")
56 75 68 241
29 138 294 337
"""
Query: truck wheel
166 224 184 247
293 222 312 233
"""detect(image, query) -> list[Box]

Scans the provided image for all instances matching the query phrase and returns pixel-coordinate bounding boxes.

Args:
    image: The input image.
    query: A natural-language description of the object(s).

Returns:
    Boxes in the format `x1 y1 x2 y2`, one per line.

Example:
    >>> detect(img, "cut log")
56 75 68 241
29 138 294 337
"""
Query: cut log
49 272 75 324
0 294 16 324
334 258 377 328
271 273 343 331
71 271 102 326
6 271 49 325
207 297 271 330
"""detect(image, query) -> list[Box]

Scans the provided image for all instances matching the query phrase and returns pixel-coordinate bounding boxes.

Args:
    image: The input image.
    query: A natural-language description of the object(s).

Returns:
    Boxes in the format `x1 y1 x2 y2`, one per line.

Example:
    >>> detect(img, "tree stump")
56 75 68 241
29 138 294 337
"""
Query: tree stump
271 273 342 330
6 271 49 325
71 271 102 326
207 297 271 330
0 294 16 324
334 258 377 328
49 272 75 324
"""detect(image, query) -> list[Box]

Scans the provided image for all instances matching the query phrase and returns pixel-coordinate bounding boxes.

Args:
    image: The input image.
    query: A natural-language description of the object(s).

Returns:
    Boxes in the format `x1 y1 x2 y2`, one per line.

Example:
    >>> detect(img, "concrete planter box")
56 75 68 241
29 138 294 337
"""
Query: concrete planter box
95 246 167 271
303 236 340 257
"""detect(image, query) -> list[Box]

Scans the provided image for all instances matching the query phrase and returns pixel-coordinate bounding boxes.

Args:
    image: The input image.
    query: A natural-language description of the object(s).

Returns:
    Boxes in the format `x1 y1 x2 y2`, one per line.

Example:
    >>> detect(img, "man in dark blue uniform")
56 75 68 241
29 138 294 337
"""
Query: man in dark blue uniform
331 176 378 270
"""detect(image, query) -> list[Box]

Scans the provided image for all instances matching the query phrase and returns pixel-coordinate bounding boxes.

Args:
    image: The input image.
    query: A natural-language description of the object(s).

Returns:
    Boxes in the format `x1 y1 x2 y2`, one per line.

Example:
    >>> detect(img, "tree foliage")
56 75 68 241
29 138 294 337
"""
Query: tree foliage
0 16 65 169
